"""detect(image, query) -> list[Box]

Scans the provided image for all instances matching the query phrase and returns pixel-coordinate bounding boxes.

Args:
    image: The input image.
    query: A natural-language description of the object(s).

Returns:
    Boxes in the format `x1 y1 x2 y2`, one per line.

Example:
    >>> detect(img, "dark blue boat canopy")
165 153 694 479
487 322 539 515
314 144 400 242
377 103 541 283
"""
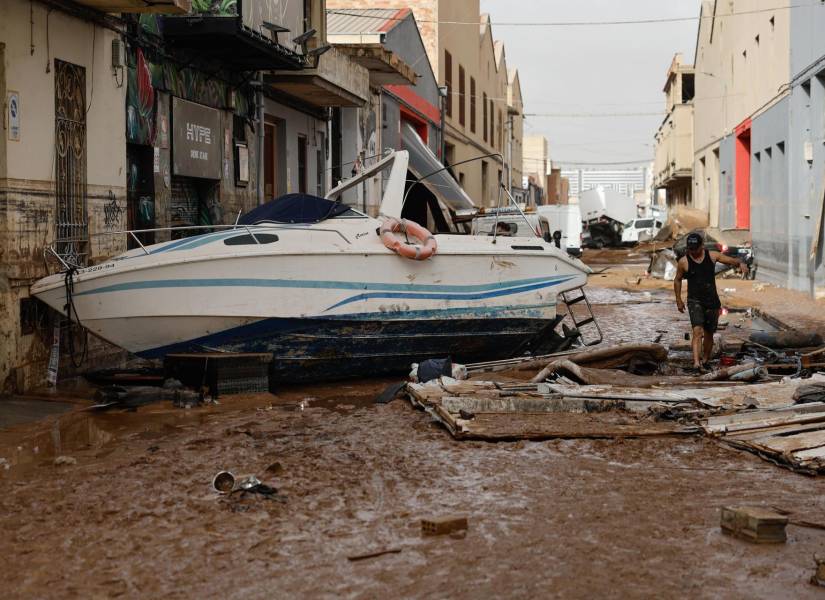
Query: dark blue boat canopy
238 193 360 225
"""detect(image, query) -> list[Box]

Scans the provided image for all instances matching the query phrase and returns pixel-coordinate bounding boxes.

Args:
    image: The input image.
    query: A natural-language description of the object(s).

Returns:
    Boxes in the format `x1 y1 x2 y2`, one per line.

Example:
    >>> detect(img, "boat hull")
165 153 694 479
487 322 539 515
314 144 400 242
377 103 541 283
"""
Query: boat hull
132 312 562 382
32 225 590 382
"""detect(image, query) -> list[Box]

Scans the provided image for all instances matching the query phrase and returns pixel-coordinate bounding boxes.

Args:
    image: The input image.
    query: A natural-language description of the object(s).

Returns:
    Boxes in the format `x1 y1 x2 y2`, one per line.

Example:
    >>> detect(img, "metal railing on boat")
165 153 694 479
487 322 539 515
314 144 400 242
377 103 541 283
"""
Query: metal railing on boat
43 223 353 272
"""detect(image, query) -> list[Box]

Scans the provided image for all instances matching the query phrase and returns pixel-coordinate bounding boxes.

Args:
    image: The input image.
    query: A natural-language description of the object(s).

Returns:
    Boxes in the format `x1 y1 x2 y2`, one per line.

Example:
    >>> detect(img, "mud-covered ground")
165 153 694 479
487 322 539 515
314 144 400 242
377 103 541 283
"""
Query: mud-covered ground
3 273 825 598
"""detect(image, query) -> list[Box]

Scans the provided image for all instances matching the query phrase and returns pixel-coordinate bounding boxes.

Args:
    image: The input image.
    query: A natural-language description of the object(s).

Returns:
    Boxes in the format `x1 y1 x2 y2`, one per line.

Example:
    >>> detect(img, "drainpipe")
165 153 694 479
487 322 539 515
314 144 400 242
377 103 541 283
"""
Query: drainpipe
256 72 265 206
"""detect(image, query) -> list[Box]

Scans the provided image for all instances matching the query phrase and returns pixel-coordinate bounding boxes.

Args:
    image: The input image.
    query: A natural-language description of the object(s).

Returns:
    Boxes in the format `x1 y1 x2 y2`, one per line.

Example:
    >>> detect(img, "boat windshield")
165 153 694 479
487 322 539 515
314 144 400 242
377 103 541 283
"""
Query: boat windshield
238 193 367 225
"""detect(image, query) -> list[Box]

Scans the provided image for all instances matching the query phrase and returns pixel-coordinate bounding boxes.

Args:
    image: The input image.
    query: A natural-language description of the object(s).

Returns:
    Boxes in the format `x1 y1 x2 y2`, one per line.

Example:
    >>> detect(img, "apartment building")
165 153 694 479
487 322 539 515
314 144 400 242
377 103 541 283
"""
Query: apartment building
691 0 825 294
329 1 525 207
0 0 369 392
654 53 694 207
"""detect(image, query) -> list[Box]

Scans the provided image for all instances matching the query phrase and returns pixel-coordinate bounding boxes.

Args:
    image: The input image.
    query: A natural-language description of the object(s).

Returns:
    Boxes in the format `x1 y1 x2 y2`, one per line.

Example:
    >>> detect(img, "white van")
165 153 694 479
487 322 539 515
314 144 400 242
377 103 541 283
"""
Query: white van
537 205 583 257
621 217 663 245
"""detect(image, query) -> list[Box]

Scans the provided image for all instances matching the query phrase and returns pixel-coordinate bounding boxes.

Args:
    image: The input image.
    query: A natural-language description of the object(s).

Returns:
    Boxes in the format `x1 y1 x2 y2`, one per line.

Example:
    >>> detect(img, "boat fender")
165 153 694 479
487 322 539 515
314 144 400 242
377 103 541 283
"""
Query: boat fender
379 218 438 260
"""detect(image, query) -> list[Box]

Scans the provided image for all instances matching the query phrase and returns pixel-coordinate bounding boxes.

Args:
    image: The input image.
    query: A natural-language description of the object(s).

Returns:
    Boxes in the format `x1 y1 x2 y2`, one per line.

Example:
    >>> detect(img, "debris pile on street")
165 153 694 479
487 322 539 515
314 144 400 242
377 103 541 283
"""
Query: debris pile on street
405 336 825 474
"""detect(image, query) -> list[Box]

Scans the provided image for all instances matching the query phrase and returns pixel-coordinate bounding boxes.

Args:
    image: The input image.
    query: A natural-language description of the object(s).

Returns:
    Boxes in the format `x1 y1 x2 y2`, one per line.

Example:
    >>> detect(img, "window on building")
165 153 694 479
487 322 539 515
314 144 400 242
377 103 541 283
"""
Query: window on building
498 109 503 149
490 100 495 147
482 93 488 142
682 74 695 103
297 135 307 194
444 50 453 118
458 65 466 126
470 78 476 133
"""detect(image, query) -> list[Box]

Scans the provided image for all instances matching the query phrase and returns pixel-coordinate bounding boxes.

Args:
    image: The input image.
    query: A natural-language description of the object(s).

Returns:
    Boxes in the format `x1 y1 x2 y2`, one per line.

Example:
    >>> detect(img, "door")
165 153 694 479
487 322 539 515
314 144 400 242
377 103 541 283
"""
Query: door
54 59 88 265
264 122 278 199
735 121 751 229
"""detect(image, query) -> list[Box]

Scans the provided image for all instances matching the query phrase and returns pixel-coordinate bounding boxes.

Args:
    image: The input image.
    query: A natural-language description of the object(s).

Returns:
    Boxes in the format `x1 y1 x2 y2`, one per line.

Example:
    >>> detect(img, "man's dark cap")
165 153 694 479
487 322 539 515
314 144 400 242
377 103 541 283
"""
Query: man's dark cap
686 232 703 249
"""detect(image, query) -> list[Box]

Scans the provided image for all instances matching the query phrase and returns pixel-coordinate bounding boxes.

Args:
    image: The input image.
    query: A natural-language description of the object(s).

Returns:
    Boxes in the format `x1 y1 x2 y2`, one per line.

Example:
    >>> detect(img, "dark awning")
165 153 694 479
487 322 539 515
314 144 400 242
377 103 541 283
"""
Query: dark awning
401 123 475 212
161 17 304 71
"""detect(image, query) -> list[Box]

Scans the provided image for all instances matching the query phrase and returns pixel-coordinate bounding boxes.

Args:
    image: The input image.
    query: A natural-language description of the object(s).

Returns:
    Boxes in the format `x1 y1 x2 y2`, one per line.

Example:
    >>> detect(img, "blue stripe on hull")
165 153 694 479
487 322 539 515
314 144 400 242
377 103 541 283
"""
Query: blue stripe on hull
138 314 560 382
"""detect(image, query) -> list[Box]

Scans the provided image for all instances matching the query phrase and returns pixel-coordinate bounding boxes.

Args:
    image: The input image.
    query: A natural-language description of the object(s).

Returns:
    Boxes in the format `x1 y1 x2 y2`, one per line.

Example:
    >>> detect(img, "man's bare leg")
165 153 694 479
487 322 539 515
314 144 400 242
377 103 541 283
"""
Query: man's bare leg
692 325 705 369
702 328 715 364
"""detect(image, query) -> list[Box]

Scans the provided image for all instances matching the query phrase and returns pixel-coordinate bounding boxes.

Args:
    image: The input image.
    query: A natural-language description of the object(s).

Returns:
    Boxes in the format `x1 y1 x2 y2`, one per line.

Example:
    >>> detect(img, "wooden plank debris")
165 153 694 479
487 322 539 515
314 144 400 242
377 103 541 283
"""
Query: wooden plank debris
406 378 692 441
701 383 825 473
721 506 788 543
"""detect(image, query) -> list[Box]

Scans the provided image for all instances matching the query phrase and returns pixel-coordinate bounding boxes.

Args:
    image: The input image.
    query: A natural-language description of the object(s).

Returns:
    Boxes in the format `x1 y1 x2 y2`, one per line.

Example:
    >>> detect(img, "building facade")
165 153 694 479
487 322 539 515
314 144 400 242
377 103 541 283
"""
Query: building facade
1 0 369 392
654 53 694 207
523 135 549 200
562 167 648 203
690 0 825 295
328 1 524 208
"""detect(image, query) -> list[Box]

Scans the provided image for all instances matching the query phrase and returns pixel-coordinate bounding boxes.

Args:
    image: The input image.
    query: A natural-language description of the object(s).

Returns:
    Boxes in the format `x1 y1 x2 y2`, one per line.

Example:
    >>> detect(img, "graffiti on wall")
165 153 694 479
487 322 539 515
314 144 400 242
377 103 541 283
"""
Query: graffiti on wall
103 191 124 231
126 48 156 146
191 0 237 15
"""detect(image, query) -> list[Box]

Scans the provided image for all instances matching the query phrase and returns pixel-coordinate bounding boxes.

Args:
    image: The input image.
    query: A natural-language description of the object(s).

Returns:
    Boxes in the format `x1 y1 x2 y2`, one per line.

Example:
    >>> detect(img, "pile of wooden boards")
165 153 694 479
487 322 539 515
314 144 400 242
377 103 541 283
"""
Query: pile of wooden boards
703 395 825 474
406 378 696 441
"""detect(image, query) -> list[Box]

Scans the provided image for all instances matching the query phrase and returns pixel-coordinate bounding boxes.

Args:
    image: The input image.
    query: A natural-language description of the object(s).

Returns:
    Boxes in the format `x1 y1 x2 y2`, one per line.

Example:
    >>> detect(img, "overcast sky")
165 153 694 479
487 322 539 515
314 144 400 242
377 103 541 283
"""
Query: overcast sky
479 0 703 171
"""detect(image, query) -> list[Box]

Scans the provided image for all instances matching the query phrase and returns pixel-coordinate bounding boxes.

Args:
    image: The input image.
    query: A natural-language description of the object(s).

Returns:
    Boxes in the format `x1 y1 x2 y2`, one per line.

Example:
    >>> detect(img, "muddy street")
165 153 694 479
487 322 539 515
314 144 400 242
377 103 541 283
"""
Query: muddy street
3 285 825 599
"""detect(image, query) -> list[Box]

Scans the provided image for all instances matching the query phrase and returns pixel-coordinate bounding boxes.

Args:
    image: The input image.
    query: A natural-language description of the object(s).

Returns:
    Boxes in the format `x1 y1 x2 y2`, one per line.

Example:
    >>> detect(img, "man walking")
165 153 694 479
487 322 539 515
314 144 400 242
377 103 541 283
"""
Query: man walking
674 233 749 371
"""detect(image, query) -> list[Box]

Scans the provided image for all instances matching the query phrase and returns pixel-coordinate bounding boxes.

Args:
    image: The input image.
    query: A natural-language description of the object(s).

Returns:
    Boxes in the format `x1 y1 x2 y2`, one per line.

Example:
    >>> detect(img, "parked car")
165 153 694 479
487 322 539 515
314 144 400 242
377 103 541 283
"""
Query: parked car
621 217 663 245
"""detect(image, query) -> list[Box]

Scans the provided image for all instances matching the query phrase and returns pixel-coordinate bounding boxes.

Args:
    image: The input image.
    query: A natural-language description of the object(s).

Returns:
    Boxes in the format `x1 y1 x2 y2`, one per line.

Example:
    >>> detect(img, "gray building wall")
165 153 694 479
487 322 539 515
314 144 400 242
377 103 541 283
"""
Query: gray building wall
384 16 440 108
790 6 825 296
718 134 735 230
749 97 790 286
791 3 825 78
787 71 825 295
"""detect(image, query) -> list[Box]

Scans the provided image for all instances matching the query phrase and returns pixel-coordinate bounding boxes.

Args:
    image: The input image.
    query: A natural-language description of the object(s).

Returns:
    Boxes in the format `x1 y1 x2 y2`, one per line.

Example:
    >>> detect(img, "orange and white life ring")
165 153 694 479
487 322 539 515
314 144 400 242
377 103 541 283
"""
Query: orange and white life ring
379 218 438 260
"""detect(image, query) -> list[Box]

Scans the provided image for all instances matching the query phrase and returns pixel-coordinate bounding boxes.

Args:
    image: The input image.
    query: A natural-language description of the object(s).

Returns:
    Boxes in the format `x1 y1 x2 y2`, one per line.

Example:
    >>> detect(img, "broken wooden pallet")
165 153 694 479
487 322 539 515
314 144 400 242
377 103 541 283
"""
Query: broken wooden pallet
703 400 825 474
406 379 694 441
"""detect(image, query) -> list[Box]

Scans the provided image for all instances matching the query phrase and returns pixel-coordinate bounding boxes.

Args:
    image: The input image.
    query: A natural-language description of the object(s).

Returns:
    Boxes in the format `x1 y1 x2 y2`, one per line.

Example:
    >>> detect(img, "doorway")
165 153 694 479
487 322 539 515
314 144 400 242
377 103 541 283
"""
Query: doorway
735 120 751 229
264 121 283 199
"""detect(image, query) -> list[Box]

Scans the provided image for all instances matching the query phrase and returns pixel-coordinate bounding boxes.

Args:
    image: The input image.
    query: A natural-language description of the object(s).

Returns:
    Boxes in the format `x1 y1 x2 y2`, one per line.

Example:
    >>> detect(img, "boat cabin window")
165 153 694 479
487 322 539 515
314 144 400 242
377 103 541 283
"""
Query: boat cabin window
224 233 280 246
635 219 655 228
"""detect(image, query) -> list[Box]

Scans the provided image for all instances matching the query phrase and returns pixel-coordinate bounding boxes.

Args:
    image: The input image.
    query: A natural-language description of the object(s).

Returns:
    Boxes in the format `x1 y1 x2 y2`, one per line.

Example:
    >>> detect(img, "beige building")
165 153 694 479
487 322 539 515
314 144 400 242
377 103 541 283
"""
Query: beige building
692 0 790 228
653 53 695 207
1 0 368 392
523 135 550 192
507 68 525 199
329 1 524 207
0 0 144 391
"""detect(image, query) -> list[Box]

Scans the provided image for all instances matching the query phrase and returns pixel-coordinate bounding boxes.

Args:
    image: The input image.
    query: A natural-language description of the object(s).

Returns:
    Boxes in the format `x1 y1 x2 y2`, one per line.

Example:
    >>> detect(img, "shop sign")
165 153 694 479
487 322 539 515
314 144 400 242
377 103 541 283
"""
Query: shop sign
172 97 221 179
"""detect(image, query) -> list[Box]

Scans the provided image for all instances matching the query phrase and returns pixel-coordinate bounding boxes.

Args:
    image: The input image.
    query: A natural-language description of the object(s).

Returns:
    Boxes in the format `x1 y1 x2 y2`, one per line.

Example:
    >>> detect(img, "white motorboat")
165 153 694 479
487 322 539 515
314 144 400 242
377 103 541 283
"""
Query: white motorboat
32 151 593 381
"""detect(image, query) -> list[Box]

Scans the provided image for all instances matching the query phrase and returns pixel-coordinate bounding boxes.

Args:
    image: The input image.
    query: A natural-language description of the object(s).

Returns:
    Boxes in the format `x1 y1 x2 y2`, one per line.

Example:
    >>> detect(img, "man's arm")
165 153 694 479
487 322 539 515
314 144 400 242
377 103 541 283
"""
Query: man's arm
710 250 749 274
674 257 687 312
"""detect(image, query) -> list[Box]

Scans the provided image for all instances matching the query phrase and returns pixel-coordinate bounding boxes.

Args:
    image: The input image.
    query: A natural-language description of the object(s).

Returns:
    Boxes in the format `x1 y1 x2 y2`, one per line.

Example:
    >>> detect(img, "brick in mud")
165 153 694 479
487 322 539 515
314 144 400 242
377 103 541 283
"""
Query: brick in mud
421 516 468 537
720 506 787 543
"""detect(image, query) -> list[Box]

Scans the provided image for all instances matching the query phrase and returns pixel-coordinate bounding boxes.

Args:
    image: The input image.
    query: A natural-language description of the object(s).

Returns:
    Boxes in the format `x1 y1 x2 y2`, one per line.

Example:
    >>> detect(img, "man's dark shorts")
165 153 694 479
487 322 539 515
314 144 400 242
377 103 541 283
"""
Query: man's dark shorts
687 301 720 332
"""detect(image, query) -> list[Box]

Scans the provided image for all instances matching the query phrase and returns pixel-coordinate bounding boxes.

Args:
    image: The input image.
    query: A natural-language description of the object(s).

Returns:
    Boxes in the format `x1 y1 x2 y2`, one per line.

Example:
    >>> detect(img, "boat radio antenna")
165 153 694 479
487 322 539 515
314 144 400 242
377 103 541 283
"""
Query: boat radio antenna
401 152 504 214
